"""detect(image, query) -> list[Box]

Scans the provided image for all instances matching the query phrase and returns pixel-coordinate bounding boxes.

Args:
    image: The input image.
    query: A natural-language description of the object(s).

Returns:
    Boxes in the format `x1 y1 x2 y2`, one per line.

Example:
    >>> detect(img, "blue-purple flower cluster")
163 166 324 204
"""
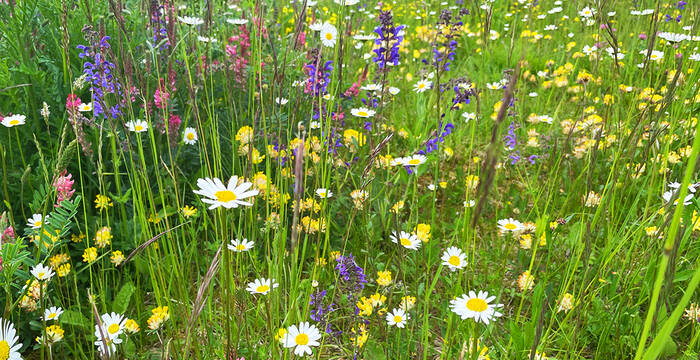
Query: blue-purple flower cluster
335 253 367 296
309 290 338 335
505 121 538 165
77 36 122 119
418 122 454 156
149 1 169 49
305 59 333 96
372 11 405 70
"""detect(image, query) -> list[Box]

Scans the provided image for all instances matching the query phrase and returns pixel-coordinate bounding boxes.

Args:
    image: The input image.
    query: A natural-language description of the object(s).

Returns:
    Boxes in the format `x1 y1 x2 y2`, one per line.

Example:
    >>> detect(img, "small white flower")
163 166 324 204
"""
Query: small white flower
1 114 26 128
315 188 333 199
197 36 217 43
193 176 259 209
183 127 198 145
178 16 204 25
497 218 524 232
78 102 93 112
226 18 249 25
390 231 421 250
27 213 48 229
44 306 64 321
320 22 338 48
450 290 503 324
441 246 467 271
126 119 148 133
351 107 376 118
31 263 55 281
228 238 254 252
246 278 279 295
463 112 477 122
282 322 322 356
386 308 409 328
413 79 432 93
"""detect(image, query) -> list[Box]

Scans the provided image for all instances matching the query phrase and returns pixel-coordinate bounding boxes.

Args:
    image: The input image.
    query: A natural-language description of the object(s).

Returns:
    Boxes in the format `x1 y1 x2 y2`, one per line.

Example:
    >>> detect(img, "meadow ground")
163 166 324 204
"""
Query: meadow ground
0 0 699 359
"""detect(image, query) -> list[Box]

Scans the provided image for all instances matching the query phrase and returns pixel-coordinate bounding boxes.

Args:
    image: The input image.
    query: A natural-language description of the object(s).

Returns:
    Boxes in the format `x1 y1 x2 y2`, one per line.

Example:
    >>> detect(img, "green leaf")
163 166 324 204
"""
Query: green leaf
60 309 90 329
112 282 135 314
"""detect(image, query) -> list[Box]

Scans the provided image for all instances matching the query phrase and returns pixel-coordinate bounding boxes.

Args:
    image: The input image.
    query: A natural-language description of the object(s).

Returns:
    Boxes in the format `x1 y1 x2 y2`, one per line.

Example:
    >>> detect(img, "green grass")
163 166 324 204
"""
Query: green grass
0 0 699 359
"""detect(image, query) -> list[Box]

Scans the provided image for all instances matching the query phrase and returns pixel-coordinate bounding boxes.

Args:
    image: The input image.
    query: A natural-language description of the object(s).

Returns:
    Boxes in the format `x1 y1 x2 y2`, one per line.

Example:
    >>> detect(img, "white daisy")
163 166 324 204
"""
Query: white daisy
226 18 249 25
78 102 93 112
441 247 467 271
228 238 254 252
497 218 524 232
275 97 289 105
310 121 321 129
413 79 432 93
1 114 26 128
94 313 125 357
197 36 217 43
246 278 279 295
282 322 322 356
353 33 376 41
31 263 55 281
578 7 596 18
450 290 503 324
178 16 204 25
315 188 333 199
27 213 48 229
403 154 427 167
309 22 324 31
320 22 338 48
125 119 148 133
386 308 409 328
350 107 376 118
334 0 359 5
192 176 259 209
390 231 421 250
183 127 198 145
361 83 381 91
98 312 126 339
463 112 477 122
388 87 400 95
0 318 22 360
44 306 64 321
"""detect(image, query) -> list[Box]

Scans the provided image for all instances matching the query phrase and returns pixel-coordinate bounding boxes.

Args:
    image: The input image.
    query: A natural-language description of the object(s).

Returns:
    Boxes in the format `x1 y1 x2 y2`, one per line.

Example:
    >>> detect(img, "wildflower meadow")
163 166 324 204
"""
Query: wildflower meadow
1 0 700 358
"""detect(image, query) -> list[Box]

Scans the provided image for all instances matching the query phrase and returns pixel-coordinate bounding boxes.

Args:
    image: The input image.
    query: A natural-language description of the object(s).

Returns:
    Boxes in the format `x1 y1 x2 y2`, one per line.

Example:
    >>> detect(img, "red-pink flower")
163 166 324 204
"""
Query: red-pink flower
154 88 169 110
1 226 14 242
66 94 82 110
53 170 75 207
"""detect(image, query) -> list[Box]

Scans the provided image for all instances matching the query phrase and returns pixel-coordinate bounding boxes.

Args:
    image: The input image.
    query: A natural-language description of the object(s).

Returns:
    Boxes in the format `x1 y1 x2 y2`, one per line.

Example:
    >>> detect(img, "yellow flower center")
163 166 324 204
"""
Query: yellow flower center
0 340 9 360
38 272 45 278
236 244 246 251
295 333 309 345
504 223 517 230
9 120 19 126
393 315 402 323
256 285 270 293
357 111 367 117
215 190 237 202
466 298 488 312
187 133 195 140
418 84 425 89
400 237 411 247
408 159 421 165
48 313 56 319
325 33 333 40
448 255 461 266
134 125 144 131
108 323 120 335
